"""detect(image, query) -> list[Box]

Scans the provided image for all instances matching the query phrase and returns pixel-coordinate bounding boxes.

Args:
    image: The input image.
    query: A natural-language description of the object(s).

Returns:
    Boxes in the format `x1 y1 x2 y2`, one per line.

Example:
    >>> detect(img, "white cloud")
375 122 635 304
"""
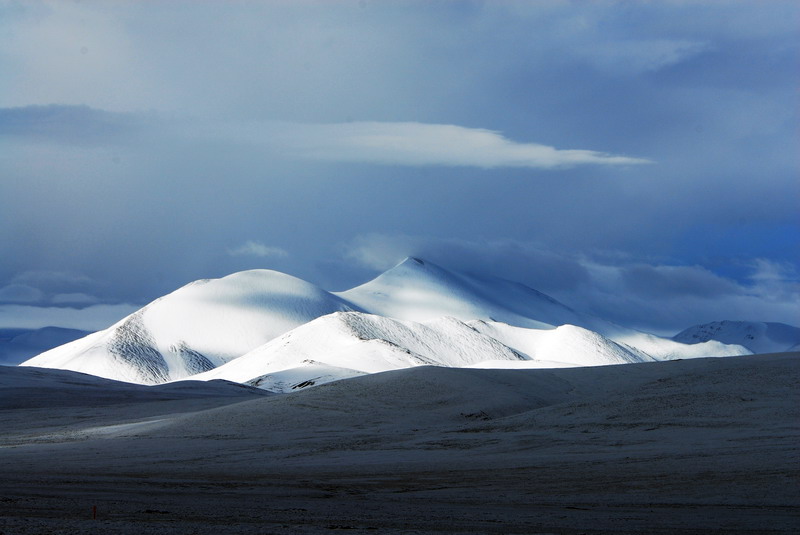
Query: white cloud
580 39 709 75
267 121 653 169
747 258 799 300
15 113 651 169
228 241 289 258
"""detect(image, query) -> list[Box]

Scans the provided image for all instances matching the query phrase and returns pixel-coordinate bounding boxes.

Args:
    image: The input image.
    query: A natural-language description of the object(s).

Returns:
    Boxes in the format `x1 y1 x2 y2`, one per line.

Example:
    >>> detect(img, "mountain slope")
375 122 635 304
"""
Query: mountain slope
189 312 664 391
0 365 269 410
467 320 654 366
612 331 751 361
673 320 800 354
337 257 599 330
189 311 529 390
337 258 749 361
22 270 357 384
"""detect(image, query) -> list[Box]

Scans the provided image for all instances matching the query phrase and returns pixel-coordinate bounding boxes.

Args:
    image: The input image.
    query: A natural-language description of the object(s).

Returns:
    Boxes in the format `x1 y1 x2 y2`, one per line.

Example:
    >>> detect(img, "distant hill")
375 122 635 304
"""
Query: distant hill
673 320 800 354
0 327 90 366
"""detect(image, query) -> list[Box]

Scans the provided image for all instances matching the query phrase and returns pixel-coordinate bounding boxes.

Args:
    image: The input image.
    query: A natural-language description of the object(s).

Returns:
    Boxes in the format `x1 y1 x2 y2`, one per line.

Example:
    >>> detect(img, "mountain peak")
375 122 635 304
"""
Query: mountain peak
338 257 584 330
22 270 357 384
394 256 427 269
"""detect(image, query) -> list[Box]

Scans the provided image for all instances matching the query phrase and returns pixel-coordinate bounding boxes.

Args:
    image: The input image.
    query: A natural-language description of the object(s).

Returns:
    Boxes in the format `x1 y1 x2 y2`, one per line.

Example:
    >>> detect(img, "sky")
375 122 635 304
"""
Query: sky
0 0 798 335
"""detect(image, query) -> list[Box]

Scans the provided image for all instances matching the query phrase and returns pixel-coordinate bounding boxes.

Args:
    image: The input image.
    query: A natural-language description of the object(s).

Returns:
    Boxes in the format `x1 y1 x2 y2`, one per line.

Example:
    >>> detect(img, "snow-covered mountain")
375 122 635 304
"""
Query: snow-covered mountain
191 312 665 393
673 320 800 354
0 327 90 366
191 312 521 390
338 257 603 331
190 308 757 392
22 270 357 384
614 331 751 361
467 320 654 366
21 257 755 387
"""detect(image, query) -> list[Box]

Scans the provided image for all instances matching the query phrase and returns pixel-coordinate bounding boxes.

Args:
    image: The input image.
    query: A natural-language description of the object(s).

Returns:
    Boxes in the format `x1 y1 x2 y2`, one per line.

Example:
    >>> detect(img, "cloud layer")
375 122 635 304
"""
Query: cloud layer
1 107 650 169
0 1 796 333
0 304 139 331
270 122 652 168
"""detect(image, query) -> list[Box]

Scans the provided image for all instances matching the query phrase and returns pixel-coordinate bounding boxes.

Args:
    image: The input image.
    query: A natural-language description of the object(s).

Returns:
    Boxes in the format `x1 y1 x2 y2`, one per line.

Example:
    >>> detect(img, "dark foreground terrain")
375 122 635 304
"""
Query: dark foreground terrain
1 353 798 534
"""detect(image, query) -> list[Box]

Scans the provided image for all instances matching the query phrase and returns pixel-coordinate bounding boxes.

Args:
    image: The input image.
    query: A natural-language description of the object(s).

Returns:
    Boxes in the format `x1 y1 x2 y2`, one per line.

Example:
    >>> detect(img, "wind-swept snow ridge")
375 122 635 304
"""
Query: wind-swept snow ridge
188 311 664 391
467 320 653 367
22 270 357 384
189 314 749 390
614 331 751 361
190 311 529 389
673 320 800 354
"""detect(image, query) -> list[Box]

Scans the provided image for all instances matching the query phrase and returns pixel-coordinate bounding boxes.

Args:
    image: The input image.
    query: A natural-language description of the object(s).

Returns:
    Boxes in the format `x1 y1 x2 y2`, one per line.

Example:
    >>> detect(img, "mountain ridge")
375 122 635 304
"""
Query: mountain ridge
673 320 800 354
0 326 90 366
22 269 357 383
21 257 758 387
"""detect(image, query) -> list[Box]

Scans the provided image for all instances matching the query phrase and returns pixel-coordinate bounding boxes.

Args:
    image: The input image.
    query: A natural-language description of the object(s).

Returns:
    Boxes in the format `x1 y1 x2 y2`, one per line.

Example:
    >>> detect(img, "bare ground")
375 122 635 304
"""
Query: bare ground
1 354 798 534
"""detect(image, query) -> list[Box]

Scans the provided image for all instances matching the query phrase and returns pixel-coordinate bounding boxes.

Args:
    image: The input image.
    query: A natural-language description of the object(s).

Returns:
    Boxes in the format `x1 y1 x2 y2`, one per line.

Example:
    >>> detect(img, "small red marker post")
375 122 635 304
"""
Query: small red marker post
92 505 97 520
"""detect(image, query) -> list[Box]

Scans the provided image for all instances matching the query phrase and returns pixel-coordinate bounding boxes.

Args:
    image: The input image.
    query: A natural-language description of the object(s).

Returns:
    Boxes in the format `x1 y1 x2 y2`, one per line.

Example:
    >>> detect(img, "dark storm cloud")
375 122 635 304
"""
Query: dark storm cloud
620 264 740 299
0 284 44 304
11 270 94 290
